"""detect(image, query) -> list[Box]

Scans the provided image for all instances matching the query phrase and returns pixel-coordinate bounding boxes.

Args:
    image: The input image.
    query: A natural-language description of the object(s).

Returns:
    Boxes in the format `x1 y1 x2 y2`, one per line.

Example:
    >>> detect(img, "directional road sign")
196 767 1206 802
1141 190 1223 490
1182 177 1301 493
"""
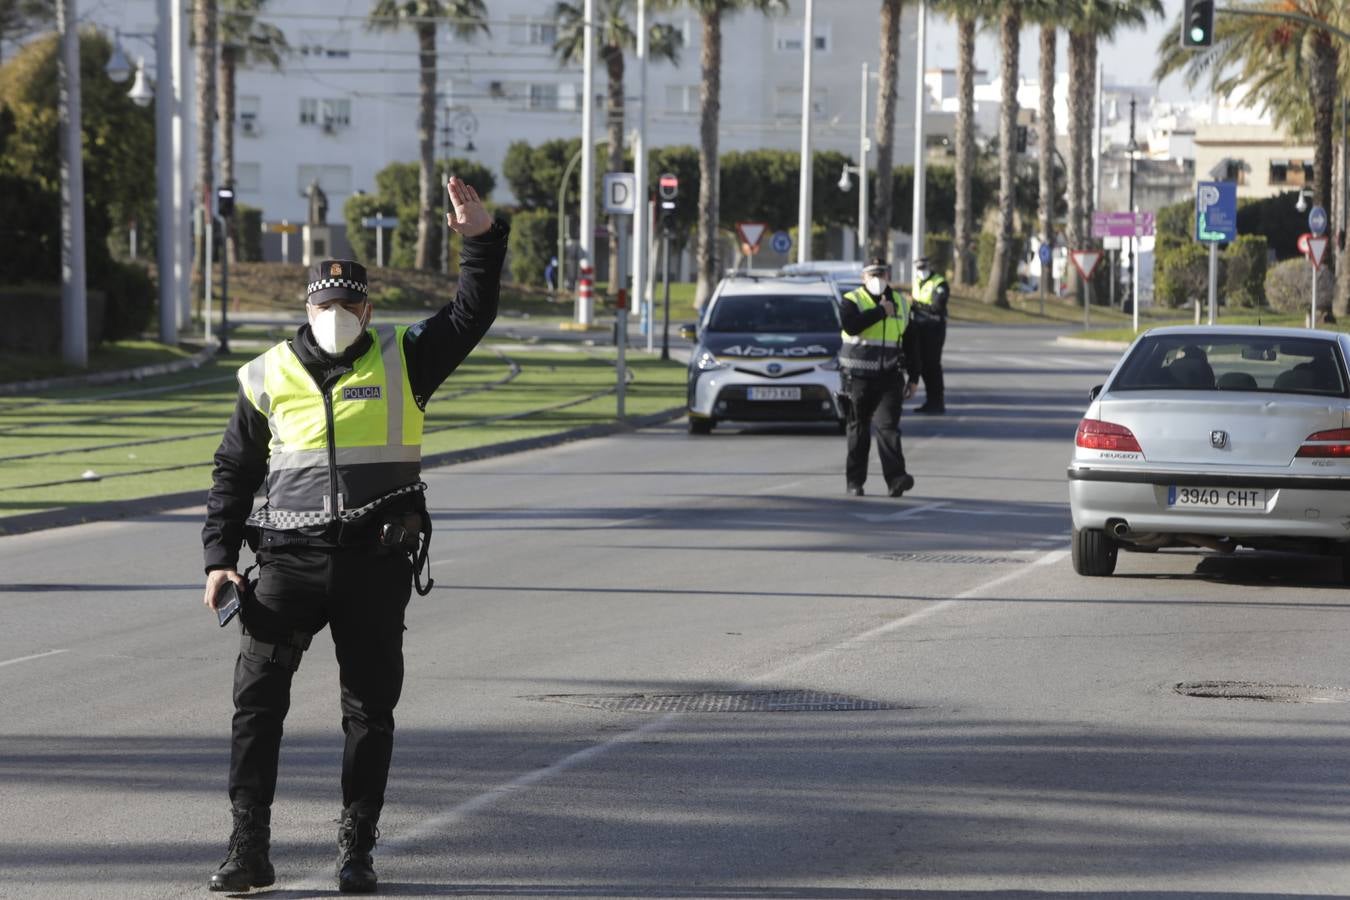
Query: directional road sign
1195 181 1237 243
361 215 399 229
1091 211 1155 238
1308 235 1330 270
736 221 768 253
770 230 792 254
266 222 301 234
1309 205 1328 237
602 172 637 215
1038 243 1052 265
1070 249 1103 280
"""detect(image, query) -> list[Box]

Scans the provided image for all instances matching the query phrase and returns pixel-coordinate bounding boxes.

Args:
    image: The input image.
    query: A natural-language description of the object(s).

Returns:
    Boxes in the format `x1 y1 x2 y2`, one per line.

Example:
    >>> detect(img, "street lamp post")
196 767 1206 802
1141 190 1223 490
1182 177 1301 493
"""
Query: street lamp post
796 0 816 264
57 0 88 367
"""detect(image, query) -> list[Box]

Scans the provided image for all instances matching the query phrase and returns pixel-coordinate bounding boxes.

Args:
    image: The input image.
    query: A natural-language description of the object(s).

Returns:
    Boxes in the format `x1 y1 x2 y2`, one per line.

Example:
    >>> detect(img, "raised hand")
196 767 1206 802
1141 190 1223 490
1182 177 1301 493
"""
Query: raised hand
445 176 493 238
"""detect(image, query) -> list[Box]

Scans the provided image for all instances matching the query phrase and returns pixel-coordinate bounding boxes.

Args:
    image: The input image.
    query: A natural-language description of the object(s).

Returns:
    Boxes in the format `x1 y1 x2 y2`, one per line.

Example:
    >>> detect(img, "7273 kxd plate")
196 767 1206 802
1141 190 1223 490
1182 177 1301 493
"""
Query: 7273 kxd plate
747 386 801 401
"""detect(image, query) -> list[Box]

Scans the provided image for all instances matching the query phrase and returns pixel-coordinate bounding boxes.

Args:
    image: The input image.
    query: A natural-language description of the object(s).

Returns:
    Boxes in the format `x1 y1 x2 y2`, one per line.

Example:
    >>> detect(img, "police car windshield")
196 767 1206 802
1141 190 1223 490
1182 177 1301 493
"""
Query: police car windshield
706 294 840 334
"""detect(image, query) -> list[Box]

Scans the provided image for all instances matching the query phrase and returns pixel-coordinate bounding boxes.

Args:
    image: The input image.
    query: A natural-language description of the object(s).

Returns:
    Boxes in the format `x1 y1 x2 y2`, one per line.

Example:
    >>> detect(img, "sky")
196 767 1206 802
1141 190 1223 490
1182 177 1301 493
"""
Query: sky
926 0 1199 103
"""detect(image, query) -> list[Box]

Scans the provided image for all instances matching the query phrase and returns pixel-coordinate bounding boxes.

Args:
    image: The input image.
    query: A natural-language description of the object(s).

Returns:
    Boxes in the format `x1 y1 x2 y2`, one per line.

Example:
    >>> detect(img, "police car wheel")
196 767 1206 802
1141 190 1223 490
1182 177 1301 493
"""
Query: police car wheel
688 416 714 435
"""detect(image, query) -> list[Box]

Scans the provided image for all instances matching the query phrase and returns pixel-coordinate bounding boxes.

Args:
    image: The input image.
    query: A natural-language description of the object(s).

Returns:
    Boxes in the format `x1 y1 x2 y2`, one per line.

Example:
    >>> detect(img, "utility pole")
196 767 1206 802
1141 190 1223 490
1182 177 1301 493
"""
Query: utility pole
911 0 928 278
795 0 815 264
631 0 649 347
578 0 596 324
1128 95 1139 328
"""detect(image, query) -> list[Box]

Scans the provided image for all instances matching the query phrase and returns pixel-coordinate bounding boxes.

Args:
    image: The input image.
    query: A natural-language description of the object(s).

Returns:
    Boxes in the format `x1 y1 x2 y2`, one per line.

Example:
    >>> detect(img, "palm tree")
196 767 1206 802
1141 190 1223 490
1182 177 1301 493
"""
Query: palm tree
553 0 682 286
369 1 488 270
983 1 1024 307
194 0 217 286
1156 0 1343 312
218 0 287 264
1034 16 1058 299
868 0 902 260
684 0 787 308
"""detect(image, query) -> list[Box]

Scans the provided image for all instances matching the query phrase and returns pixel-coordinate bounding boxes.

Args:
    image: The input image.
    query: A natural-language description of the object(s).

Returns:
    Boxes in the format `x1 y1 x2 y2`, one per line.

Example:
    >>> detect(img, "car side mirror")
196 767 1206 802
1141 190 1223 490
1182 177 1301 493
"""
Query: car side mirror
1088 384 1103 401
678 323 698 342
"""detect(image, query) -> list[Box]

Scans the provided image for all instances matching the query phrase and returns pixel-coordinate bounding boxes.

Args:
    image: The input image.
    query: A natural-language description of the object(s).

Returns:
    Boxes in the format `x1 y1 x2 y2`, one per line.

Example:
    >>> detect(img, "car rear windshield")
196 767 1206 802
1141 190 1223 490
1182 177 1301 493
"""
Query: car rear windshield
1111 334 1348 396
705 294 840 333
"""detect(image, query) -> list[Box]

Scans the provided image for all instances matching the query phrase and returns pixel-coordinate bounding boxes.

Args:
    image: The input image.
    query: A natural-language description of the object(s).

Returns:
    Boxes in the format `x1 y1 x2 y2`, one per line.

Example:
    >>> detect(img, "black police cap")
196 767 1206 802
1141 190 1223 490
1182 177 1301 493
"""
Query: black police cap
306 259 369 305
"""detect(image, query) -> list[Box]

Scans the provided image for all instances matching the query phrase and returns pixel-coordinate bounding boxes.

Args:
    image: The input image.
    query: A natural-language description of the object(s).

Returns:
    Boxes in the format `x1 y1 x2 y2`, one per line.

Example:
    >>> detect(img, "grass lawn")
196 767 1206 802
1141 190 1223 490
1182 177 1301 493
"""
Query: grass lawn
0 347 685 521
0 340 199 386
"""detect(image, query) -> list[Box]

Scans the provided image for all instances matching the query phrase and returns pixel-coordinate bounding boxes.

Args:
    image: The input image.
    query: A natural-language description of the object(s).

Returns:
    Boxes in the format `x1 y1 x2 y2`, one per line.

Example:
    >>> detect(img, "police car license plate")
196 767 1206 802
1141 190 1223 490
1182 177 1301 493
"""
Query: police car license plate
747 386 801 401
1167 486 1266 512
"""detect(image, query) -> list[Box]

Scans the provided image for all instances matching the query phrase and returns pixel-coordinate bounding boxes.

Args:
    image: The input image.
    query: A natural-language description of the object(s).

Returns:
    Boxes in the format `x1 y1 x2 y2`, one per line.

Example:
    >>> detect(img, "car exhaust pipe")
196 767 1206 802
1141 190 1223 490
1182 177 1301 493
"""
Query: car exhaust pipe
1108 519 1131 539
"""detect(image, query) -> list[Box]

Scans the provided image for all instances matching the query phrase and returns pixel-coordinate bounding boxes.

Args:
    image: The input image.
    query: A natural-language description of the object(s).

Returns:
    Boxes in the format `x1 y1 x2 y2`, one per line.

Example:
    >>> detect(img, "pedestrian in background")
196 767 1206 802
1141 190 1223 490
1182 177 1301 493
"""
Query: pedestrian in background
201 177 507 894
837 257 920 497
910 256 950 414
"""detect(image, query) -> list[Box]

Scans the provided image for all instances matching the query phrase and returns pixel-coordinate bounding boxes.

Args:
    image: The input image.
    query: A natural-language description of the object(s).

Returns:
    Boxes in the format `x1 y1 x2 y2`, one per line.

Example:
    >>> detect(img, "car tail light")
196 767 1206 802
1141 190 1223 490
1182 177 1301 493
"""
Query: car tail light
1295 428 1350 458
1075 418 1142 453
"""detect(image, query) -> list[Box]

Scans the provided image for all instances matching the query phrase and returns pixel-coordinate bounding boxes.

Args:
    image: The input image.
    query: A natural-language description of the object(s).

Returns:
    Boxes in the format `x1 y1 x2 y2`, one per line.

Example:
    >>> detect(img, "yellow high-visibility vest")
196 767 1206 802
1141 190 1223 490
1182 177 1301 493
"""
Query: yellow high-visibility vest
839 287 908 376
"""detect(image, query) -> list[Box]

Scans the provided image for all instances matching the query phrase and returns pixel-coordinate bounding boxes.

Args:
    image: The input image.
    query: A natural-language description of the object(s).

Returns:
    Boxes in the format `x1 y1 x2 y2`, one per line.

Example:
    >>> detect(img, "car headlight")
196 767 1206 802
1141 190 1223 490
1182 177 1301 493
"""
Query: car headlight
694 349 729 371
818 357 841 371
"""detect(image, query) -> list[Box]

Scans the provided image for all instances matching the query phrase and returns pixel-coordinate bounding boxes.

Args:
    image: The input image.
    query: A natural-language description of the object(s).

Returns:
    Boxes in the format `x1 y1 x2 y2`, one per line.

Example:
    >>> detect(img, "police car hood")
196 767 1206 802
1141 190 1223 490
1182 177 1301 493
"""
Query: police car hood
703 331 840 360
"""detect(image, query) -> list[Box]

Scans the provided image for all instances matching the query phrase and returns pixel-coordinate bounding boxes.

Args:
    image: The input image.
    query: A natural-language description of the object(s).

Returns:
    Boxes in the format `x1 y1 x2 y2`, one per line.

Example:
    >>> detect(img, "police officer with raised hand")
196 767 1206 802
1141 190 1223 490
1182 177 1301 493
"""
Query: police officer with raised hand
201 176 506 894
838 257 920 497
910 255 950 414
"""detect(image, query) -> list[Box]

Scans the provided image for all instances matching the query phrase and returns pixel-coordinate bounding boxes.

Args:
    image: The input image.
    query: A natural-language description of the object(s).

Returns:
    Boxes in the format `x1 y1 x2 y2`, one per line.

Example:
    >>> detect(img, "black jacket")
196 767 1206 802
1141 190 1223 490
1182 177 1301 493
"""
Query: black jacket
838 286 921 382
202 220 509 572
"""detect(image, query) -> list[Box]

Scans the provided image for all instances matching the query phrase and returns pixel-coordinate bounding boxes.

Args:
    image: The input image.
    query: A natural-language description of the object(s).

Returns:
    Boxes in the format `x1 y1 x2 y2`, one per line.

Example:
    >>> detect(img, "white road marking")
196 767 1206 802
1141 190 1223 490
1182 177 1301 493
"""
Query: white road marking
271 545 1067 891
0 648 69 669
852 501 949 523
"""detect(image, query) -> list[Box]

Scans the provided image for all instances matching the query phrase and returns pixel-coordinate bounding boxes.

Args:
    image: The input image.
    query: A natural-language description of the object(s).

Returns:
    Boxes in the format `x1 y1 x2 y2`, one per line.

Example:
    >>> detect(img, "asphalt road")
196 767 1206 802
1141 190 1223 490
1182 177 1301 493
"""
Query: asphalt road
4 324 1350 899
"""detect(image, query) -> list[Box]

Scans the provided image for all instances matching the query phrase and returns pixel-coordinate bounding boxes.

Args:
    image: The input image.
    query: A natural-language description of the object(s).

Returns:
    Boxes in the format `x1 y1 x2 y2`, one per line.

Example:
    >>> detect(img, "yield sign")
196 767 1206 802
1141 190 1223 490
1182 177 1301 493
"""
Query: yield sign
736 221 768 253
1070 249 1103 280
1308 235 1330 270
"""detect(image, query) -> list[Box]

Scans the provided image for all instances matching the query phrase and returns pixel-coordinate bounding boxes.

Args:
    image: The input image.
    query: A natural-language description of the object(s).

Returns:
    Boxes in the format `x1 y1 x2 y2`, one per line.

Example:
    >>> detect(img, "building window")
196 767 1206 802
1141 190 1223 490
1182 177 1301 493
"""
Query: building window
235 162 260 194
528 83 559 110
299 98 317 126
508 16 558 45
775 22 830 53
773 86 828 119
1268 158 1311 186
297 30 350 59
321 99 351 130
297 164 352 197
238 95 260 136
665 84 698 113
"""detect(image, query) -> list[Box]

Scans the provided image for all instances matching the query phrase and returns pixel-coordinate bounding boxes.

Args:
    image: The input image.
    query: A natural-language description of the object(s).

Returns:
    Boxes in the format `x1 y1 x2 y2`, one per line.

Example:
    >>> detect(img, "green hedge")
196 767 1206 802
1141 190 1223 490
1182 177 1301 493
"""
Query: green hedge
235 204 263 262
1154 241 1211 309
924 232 953 278
508 208 557 287
102 260 155 341
1223 234 1267 308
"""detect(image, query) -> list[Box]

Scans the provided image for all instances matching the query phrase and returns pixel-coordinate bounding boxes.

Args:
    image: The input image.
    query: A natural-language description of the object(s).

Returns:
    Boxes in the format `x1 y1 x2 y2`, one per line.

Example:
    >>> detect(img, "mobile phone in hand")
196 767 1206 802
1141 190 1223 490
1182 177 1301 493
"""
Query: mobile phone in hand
216 580 242 628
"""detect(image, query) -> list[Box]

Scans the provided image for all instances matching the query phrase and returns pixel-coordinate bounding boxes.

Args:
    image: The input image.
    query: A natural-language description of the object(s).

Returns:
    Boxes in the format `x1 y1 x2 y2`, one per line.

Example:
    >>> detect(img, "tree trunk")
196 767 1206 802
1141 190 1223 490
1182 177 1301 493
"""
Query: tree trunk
1037 24 1055 299
414 22 437 270
1308 31 1337 319
219 44 237 265
1081 38 1097 238
869 0 902 260
1337 96 1350 316
193 0 216 295
953 13 975 286
1064 30 1085 299
604 44 626 287
695 10 722 309
983 3 1020 308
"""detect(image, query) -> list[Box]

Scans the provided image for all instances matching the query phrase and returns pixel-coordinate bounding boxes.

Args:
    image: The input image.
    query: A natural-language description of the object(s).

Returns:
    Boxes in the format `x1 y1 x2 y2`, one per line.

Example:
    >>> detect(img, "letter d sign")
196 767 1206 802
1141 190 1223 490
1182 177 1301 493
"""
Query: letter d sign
602 173 637 216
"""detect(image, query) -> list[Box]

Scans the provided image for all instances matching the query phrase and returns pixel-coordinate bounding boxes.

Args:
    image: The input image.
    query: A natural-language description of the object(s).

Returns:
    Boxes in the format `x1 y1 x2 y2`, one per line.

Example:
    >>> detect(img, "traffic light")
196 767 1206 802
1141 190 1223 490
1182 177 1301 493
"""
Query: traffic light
657 172 678 235
216 184 235 218
1181 0 1214 48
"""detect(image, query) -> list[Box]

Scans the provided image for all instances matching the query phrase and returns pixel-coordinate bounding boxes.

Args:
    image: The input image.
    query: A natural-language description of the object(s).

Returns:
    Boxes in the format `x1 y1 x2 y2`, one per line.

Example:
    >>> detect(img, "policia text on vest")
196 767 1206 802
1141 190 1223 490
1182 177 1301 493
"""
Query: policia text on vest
200 177 505 894
837 276 921 498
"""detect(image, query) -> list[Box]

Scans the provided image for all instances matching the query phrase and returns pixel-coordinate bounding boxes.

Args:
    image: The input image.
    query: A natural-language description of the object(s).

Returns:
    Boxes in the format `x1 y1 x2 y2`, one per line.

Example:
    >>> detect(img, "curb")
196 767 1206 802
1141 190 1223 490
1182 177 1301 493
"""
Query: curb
0 344 219 396
0 405 688 537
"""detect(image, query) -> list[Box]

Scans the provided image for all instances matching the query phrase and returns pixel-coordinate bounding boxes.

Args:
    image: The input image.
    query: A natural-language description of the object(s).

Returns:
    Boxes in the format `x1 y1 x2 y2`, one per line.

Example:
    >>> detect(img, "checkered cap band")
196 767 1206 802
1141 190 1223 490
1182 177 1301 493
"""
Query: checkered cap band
306 277 369 297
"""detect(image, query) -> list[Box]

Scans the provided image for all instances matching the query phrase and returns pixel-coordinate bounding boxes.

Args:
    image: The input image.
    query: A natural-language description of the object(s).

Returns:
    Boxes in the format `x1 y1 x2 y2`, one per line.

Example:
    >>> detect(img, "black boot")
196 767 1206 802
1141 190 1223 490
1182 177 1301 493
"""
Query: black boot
208 806 275 892
336 808 380 893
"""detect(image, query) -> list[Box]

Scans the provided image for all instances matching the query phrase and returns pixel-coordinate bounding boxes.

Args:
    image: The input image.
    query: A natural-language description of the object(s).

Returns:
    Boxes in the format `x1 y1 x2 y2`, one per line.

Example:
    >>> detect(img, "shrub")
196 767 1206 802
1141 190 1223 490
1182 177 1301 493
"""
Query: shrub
924 232 953 277
235 204 263 262
1154 241 1212 309
508 208 558 287
1264 257 1334 316
100 259 154 341
1223 234 1267 308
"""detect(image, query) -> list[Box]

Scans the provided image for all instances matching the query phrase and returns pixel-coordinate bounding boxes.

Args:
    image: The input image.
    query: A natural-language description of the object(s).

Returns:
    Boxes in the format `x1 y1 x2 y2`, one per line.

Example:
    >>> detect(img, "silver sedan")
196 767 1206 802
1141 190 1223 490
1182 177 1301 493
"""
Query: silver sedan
1067 325 1350 578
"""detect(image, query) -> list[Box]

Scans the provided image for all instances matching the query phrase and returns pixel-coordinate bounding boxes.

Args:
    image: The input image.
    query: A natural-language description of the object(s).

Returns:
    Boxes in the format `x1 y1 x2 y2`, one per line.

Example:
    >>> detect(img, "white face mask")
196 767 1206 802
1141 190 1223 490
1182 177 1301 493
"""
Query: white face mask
311 304 367 355
865 276 887 297
916 268 930 280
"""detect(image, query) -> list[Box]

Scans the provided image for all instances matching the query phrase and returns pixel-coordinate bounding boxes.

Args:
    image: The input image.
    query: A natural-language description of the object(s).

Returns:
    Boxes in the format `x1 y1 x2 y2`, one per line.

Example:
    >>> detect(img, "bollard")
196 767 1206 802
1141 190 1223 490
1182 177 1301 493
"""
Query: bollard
577 260 594 325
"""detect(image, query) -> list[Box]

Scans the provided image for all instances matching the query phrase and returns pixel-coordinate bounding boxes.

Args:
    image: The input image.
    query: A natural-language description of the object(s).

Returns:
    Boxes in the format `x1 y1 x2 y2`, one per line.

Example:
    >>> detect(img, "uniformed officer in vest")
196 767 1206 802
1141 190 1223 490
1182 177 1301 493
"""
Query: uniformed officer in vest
910 256 950 414
201 177 504 894
838 257 921 497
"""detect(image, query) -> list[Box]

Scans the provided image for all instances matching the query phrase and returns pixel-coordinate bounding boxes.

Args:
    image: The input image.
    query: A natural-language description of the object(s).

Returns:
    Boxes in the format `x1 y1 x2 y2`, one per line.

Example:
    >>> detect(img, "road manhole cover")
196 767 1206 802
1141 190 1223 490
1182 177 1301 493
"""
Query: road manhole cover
1174 681 1350 703
869 551 1026 565
524 690 907 713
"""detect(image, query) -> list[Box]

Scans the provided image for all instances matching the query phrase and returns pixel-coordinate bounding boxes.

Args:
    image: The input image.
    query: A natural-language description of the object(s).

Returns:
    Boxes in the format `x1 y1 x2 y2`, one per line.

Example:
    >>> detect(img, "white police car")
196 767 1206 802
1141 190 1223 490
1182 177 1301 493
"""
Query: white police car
686 273 845 435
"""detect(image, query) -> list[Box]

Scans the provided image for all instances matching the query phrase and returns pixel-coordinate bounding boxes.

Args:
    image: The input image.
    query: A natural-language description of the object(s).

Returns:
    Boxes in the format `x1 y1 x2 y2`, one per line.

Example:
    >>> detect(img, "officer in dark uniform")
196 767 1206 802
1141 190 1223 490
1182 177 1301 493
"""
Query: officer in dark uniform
201 177 505 894
910 256 950 414
838 257 921 497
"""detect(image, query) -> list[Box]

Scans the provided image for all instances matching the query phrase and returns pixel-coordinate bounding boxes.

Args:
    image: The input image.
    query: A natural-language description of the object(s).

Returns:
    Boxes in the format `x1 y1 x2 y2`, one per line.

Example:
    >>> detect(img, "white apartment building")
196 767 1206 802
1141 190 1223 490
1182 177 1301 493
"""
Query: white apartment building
88 1 922 232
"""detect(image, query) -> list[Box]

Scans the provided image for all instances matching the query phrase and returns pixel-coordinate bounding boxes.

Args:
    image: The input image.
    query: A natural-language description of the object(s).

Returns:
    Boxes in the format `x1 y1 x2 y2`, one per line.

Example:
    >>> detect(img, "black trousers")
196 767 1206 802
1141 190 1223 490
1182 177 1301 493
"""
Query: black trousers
844 372 907 490
230 545 412 816
913 318 946 406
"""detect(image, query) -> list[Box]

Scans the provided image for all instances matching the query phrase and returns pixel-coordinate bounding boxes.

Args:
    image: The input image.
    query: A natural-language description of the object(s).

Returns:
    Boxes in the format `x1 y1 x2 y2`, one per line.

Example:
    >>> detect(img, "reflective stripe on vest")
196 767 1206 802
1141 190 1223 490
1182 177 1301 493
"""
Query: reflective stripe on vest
912 273 947 307
839 287 907 375
238 325 423 522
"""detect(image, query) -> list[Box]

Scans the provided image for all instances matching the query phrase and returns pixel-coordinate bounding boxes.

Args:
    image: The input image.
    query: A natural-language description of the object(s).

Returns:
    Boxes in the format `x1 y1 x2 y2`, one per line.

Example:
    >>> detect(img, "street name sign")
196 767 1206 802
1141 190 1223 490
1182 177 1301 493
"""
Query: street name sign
361 215 399 229
1091 211 1155 238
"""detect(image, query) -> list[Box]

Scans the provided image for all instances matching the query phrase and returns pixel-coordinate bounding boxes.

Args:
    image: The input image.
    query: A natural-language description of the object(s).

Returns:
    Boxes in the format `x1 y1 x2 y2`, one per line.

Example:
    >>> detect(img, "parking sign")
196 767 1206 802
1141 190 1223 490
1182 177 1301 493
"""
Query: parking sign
1195 181 1237 243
